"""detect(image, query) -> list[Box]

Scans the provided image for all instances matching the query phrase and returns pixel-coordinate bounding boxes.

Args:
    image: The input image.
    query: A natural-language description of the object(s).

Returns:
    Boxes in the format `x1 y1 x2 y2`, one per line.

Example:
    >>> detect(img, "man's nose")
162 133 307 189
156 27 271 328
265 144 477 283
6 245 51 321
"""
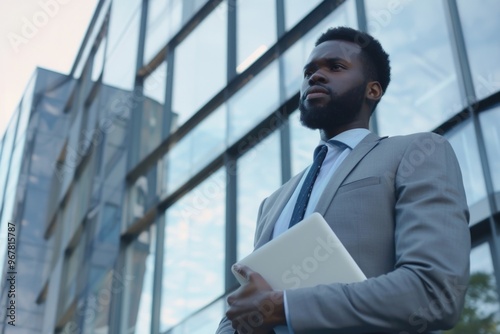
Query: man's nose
308 70 327 85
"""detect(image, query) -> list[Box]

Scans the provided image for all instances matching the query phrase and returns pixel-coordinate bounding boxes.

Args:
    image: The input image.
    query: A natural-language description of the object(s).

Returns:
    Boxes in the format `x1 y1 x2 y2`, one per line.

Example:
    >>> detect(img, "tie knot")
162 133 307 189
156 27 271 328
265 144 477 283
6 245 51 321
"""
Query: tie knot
313 144 328 162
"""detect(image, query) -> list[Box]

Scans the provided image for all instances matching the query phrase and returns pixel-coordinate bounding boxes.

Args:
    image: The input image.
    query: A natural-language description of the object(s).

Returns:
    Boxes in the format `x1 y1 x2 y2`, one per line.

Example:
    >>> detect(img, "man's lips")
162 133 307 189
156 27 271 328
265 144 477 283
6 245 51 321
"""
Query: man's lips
305 86 329 100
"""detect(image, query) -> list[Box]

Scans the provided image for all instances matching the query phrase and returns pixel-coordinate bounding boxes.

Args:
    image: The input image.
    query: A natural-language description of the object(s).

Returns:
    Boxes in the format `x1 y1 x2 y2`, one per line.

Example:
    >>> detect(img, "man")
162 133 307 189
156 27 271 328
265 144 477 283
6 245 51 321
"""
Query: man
216 26 470 334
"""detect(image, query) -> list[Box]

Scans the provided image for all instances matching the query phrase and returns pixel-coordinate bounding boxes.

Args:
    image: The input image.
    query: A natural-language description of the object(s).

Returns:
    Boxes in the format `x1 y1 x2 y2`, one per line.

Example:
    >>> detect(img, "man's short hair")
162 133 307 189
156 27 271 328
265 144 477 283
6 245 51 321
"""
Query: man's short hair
316 26 391 99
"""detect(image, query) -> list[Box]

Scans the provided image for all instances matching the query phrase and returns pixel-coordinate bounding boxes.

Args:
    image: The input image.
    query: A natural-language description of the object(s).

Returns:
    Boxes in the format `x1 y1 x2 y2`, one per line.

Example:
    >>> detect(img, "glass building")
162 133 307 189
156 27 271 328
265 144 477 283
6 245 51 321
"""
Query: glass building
0 0 499 333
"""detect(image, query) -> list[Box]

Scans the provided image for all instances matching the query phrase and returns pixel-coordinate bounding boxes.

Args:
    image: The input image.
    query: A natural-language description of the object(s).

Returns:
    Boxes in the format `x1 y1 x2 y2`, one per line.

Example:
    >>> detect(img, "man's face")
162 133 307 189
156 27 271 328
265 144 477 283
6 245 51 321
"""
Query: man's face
299 40 368 133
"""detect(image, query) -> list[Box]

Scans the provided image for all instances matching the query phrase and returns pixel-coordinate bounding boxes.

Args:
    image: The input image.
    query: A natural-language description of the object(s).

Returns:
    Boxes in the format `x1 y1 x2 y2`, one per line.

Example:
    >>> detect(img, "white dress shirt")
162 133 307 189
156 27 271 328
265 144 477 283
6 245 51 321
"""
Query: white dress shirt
272 128 371 334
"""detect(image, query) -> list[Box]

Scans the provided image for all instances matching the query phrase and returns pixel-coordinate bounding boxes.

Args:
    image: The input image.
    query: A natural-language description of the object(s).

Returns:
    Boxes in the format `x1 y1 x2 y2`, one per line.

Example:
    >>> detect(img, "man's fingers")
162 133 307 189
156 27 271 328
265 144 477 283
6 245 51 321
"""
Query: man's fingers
233 264 256 282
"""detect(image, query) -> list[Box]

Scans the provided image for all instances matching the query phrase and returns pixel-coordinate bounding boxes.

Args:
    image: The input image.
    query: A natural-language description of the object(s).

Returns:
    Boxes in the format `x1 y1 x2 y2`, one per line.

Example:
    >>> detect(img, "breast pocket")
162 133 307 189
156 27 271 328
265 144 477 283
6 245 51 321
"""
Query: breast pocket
336 176 381 195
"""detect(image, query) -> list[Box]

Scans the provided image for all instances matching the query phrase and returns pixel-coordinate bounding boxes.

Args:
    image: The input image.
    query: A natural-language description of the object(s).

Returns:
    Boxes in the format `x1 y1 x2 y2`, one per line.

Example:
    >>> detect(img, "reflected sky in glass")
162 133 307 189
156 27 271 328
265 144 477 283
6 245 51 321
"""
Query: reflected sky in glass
15 73 36 145
464 242 500 326
144 62 167 105
457 0 500 100
143 0 181 65
446 121 487 207
168 298 225 334
0 108 19 210
227 61 279 145
289 110 320 175
102 0 141 91
284 0 323 31
164 104 226 196
161 169 225 331
366 0 464 135
172 1 227 129
143 0 208 65
237 132 281 260
124 227 155 334
479 107 500 192
236 0 276 73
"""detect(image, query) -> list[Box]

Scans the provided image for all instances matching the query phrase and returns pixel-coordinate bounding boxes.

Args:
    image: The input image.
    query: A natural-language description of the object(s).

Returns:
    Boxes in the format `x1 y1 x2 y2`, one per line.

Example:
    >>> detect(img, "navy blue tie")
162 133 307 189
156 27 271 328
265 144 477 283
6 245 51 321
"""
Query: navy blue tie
289 144 328 228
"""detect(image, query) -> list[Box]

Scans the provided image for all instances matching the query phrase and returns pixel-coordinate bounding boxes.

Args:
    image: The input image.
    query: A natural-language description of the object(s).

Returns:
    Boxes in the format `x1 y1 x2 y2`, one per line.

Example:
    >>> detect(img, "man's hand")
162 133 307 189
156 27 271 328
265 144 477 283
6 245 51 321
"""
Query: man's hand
226 265 286 334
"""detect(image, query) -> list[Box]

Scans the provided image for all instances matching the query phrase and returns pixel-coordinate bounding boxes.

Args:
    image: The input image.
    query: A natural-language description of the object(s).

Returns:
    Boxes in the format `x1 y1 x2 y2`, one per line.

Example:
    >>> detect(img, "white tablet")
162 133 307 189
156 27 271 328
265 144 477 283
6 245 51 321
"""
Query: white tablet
232 212 366 290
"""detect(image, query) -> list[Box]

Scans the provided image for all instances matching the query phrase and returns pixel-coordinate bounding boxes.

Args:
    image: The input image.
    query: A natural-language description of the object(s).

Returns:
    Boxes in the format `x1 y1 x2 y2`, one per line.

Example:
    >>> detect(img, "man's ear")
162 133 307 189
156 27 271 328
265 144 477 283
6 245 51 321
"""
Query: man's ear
365 81 383 103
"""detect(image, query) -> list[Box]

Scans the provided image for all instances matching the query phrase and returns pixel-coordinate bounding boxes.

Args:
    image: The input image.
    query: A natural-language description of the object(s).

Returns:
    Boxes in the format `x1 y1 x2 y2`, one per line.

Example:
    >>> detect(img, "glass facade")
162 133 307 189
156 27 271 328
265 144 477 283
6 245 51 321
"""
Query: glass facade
0 0 499 333
171 1 227 129
365 0 464 135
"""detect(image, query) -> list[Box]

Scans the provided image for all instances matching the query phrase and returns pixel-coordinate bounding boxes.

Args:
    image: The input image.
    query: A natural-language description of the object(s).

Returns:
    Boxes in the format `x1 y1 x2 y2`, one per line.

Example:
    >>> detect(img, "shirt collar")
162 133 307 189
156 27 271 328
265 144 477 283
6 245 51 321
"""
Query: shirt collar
318 128 372 150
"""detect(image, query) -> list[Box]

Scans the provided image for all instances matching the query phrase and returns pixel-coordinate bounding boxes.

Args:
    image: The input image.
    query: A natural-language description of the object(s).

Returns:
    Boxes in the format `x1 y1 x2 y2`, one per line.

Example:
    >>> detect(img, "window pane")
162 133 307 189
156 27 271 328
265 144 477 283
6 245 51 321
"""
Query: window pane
365 0 464 135
289 110 319 175
91 37 106 82
237 131 281 260
60 109 84 195
140 61 167 160
80 154 95 222
446 242 500 333
164 105 227 196
284 0 323 31
161 169 225 331
61 229 86 313
0 136 25 225
0 110 19 212
82 269 115 334
16 73 36 144
228 61 279 145
236 0 276 73
83 91 100 150
281 0 357 102
168 298 226 334
127 165 158 226
456 0 500 100
144 0 181 64
143 0 208 64
103 0 141 90
172 2 227 129
446 121 488 224
479 107 500 194
0 135 25 274
121 227 156 333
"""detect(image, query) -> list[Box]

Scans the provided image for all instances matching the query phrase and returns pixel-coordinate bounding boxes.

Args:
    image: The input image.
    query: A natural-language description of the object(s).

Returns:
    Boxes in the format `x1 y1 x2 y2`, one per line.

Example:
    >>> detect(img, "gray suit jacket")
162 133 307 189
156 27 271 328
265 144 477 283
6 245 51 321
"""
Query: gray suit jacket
216 132 470 334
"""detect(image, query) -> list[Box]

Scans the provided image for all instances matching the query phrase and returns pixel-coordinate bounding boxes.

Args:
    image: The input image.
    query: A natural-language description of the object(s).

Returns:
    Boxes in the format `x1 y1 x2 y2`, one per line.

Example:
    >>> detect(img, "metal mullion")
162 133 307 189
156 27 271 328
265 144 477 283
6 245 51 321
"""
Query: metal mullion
444 0 500 292
444 0 499 221
225 155 238 291
356 0 379 135
225 0 238 293
137 0 224 77
0 104 21 240
163 50 175 140
151 213 164 334
227 0 237 82
136 0 149 71
276 0 291 184
127 0 347 184
127 0 149 172
127 0 344 182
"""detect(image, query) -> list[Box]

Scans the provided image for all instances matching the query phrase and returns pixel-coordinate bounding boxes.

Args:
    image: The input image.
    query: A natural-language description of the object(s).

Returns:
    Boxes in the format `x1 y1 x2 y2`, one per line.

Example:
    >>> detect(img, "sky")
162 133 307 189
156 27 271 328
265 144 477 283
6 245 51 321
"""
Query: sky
0 0 98 138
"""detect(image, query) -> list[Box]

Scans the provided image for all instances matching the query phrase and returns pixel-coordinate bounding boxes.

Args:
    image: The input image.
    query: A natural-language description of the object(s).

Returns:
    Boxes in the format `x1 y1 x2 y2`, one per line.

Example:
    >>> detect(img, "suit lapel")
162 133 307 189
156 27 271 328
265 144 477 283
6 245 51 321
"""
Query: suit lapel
315 133 386 215
255 132 385 248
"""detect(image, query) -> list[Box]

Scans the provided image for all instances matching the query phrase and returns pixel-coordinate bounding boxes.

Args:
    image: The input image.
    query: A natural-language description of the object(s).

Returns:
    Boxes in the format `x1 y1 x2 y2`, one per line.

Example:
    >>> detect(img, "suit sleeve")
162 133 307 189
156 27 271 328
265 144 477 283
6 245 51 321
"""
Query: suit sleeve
285 133 471 333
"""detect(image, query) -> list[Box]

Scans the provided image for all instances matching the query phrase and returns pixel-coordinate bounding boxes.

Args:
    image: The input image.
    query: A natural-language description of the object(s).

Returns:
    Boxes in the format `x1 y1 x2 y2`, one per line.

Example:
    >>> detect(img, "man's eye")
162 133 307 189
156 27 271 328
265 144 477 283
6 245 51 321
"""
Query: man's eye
330 64 343 70
304 71 312 78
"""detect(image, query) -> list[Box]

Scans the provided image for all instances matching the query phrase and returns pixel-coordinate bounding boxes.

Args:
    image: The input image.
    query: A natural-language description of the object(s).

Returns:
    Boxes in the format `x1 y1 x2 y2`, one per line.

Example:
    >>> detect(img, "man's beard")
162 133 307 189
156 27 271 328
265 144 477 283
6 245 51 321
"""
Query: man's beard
298 82 367 131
